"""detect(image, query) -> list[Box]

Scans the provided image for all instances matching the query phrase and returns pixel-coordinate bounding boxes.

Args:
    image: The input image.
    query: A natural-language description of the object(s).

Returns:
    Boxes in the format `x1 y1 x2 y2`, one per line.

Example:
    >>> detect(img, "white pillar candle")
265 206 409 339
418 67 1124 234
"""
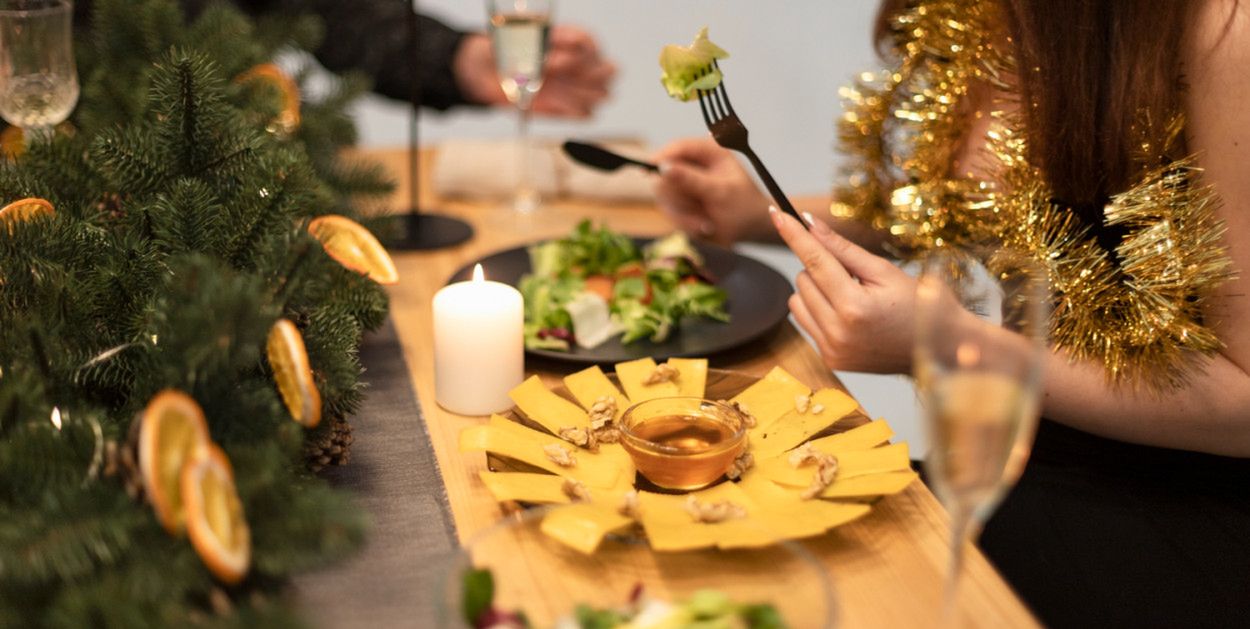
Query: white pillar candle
433 264 525 415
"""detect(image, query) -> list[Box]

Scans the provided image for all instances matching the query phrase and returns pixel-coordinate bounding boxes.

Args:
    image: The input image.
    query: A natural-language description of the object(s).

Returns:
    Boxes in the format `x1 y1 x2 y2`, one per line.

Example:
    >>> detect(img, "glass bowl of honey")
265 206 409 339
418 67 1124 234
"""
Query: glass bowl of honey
618 397 748 491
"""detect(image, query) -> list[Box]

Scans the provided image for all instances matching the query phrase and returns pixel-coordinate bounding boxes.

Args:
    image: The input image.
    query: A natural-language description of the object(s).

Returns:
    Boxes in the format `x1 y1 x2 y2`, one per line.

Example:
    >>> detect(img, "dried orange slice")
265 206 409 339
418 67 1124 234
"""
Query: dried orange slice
235 62 301 135
182 443 251 585
138 390 211 534
0 197 55 232
308 215 399 285
267 318 321 428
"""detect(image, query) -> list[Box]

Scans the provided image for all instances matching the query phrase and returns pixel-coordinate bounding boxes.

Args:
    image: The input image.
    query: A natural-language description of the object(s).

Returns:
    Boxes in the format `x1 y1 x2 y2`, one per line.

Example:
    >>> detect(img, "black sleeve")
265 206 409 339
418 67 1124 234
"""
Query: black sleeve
296 1 481 110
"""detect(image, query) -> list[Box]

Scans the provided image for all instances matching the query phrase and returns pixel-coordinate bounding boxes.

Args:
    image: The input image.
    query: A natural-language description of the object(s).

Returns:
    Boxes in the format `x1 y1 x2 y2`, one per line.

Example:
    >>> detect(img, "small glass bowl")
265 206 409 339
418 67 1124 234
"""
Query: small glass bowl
618 397 747 491
435 506 838 628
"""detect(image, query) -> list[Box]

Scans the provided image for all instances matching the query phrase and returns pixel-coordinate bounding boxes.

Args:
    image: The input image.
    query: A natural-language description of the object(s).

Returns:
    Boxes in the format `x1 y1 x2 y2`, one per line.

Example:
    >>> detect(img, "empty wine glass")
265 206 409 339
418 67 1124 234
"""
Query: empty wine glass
486 0 552 214
0 0 79 146
914 248 1049 624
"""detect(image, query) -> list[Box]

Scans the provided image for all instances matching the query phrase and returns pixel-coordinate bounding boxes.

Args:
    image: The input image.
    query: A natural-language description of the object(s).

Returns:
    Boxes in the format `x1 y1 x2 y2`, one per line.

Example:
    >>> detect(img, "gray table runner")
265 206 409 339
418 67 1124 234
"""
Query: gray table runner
293 317 459 628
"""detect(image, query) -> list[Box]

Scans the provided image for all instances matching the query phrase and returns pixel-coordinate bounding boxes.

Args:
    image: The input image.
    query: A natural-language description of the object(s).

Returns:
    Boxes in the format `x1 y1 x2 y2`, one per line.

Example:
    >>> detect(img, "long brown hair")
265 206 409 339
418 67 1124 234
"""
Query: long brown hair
875 0 1196 243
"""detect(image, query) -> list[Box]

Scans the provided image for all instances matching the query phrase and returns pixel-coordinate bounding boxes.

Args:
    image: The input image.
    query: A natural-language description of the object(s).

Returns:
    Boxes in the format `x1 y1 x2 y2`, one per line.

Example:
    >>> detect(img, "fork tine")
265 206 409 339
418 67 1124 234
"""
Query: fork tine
696 67 717 126
712 59 735 115
702 65 726 119
696 86 715 128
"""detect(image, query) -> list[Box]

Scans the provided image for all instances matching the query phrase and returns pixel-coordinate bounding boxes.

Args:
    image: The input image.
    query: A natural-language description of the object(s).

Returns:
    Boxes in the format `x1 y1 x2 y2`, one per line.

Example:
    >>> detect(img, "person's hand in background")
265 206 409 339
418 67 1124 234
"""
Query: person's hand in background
651 137 774 245
455 26 615 117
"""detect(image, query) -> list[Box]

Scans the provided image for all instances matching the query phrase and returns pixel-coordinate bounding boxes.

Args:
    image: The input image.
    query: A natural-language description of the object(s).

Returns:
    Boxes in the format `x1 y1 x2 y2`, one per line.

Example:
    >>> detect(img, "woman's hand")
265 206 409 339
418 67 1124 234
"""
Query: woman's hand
651 138 775 245
771 206 918 374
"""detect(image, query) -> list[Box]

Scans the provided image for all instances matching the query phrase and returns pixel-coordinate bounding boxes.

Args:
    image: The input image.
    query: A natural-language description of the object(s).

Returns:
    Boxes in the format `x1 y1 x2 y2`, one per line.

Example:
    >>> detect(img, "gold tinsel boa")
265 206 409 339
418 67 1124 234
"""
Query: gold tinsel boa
830 0 1234 388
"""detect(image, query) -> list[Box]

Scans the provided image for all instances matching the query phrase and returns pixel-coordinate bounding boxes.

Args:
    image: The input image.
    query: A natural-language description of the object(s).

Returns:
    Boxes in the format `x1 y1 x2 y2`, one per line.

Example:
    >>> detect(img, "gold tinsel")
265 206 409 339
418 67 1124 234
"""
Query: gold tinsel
831 0 1234 388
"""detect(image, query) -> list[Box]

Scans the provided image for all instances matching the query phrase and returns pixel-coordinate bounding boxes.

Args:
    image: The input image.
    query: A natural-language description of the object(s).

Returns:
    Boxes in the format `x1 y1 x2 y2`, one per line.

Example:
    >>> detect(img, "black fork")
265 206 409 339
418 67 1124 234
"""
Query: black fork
696 60 807 230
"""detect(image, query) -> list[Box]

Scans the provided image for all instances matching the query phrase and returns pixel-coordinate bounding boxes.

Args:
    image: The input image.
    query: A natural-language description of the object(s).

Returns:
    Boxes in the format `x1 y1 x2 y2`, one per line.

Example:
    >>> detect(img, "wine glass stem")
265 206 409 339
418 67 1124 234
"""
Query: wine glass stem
514 104 537 213
943 504 976 626
24 126 52 147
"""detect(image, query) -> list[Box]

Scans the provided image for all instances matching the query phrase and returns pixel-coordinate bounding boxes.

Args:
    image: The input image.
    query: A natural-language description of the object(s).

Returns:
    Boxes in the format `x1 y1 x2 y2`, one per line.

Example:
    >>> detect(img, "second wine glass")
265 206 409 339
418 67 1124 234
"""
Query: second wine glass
914 248 1049 624
0 0 79 146
487 0 553 214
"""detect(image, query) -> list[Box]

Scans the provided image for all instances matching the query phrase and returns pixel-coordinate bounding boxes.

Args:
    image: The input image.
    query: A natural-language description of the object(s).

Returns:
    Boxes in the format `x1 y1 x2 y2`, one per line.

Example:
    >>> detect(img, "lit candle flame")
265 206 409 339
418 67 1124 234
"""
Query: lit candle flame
472 263 485 282
51 407 62 431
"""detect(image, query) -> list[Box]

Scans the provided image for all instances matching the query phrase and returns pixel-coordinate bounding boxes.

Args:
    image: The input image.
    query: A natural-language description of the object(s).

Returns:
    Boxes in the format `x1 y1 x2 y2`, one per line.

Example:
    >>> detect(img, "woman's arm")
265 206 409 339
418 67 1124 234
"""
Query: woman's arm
1042 0 1250 455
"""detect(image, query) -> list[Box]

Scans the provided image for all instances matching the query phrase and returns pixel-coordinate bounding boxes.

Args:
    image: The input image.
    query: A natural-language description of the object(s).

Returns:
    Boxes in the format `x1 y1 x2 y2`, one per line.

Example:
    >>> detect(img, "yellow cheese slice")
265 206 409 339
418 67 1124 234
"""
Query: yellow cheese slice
597 444 638 493
816 470 918 499
806 419 894 454
737 473 872 535
755 442 912 487
751 388 858 459
479 471 571 504
459 423 622 488
486 415 638 490
540 502 635 554
637 482 776 551
730 366 811 431
666 357 708 398
563 366 631 421
509 375 589 433
615 358 680 403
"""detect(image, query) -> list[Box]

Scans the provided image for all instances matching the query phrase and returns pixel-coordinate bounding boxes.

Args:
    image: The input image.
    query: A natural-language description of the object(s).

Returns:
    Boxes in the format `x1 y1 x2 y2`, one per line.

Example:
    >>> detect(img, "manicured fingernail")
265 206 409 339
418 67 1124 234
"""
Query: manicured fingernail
808 215 832 235
801 211 816 226
657 161 671 175
768 205 783 228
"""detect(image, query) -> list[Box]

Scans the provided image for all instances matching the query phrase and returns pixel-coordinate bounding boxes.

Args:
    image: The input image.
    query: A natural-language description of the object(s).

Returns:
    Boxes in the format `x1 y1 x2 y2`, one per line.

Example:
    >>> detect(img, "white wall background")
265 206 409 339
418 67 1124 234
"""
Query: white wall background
349 1 925 453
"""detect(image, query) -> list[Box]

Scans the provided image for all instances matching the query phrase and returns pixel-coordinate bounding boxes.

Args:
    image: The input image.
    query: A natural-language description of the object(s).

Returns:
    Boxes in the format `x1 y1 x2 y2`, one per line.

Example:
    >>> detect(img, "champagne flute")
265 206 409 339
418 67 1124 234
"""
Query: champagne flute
0 0 79 146
486 0 552 214
914 248 1049 623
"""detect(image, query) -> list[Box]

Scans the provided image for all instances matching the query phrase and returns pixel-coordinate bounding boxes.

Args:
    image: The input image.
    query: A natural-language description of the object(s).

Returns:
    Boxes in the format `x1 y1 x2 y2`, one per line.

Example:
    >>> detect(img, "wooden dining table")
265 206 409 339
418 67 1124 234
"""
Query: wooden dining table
356 147 1039 628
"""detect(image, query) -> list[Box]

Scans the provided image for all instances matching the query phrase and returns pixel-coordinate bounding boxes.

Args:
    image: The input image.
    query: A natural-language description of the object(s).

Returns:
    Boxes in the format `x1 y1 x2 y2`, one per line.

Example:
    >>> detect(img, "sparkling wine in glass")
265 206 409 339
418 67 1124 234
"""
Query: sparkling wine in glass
914 248 1049 623
0 0 79 145
487 0 552 214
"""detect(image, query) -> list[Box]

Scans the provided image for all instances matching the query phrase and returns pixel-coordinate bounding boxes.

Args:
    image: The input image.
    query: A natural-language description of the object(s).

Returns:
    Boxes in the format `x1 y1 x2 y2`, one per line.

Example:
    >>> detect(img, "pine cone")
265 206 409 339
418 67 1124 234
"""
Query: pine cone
303 415 352 473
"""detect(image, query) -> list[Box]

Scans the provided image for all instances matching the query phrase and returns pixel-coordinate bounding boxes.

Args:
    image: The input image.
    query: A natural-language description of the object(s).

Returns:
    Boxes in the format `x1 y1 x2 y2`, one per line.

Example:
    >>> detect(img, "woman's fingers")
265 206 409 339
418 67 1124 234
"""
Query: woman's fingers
795 272 843 336
789 292 832 355
652 137 725 167
804 214 900 285
771 206 856 302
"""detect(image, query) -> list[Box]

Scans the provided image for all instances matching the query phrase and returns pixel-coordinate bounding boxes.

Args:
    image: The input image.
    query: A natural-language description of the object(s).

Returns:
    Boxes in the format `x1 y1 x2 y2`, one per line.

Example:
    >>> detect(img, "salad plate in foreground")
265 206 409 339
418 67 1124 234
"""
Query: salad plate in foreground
447 223 792 365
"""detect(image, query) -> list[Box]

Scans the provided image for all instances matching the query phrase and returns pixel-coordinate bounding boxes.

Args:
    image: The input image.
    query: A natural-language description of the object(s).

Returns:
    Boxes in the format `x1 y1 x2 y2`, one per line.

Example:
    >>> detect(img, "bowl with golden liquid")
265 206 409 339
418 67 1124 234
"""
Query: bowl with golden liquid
619 397 747 491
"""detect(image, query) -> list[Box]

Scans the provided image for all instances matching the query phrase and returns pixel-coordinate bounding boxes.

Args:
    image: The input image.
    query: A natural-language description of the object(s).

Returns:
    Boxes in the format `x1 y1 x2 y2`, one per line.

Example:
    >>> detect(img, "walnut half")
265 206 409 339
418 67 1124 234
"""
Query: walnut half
644 363 679 385
562 478 591 502
542 443 577 467
726 450 754 480
684 496 747 523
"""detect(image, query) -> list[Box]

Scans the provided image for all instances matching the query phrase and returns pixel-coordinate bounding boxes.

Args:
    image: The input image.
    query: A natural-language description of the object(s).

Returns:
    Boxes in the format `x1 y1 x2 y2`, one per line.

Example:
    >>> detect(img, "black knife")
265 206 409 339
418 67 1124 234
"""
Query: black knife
561 140 660 174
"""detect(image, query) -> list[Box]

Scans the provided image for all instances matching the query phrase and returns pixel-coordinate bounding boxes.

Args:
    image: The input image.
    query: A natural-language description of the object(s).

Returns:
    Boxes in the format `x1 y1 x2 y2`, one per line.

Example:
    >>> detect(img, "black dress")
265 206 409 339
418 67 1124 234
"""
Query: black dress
978 419 1250 628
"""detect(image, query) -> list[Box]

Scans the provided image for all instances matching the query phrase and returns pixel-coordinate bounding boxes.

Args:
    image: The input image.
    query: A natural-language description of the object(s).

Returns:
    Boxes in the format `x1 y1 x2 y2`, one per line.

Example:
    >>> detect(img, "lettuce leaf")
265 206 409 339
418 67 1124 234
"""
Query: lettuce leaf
659 27 729 102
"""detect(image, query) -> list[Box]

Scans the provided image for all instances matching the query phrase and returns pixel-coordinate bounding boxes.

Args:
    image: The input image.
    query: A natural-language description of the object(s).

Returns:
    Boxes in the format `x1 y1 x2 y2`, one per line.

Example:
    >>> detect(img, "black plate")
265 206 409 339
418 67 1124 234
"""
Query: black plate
447 239 793 365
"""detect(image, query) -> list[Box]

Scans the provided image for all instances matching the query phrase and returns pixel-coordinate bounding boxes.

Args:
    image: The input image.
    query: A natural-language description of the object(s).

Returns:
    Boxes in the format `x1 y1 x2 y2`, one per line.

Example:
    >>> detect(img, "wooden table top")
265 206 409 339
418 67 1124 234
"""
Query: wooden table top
360 147 1038 628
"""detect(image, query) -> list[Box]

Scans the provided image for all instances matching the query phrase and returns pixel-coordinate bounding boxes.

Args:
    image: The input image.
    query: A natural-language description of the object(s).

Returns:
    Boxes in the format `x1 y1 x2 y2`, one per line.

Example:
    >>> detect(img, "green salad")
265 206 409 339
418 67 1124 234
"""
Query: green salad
462 567 789 629
520 221 729 352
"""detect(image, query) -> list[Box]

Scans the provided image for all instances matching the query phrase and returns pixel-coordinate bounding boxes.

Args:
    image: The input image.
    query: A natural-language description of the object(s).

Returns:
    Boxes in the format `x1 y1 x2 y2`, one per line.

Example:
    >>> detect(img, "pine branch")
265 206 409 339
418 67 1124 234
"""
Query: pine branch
1 2 396 625
0 486 142 585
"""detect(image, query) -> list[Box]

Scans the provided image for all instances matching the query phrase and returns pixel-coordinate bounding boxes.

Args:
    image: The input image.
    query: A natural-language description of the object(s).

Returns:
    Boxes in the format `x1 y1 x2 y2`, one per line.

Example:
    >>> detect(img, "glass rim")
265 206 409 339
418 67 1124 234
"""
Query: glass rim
618 396 746 457
0 0 71 16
